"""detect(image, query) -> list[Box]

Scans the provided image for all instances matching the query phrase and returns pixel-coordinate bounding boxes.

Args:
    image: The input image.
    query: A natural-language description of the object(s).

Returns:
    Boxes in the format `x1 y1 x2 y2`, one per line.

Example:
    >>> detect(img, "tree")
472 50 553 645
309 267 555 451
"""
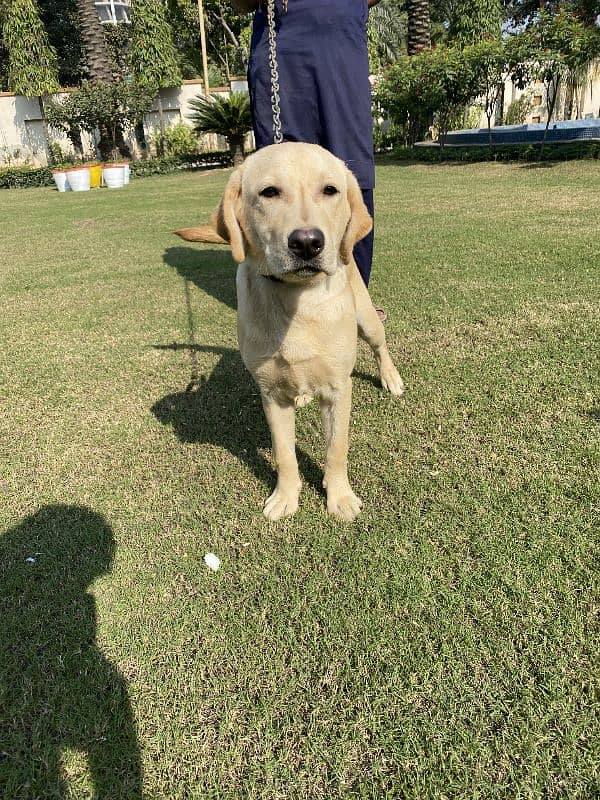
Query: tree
507 11 600 152
130 0 181 88
37 0 84 87
165 0 250 81
369 0 406 69
504 0 600 29
466 39 507 144
47 80 155 161
376 45 482 145
187 91 252 166
76 0 113 81
2 0 60 162
407 0 431 55
446 0 502 45
130 0 181 143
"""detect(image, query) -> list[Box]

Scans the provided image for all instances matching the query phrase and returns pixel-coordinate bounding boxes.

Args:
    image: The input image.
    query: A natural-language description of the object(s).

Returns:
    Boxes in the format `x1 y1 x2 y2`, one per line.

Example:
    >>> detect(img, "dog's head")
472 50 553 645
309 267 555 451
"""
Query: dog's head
187 143 372 283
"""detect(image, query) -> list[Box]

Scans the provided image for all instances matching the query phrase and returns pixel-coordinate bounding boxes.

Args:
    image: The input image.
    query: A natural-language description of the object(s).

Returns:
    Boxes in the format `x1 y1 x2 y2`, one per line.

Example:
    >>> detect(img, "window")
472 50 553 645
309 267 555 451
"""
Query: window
531 115 541 123
533 95 543 107
94 0 130 24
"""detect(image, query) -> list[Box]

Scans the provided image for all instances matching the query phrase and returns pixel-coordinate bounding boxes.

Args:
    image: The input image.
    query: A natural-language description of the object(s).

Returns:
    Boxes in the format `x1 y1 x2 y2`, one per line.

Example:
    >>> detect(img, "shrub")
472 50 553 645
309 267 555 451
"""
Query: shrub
129 151 232 178
504 94 533 125
157 122 199 158
0 165 54 189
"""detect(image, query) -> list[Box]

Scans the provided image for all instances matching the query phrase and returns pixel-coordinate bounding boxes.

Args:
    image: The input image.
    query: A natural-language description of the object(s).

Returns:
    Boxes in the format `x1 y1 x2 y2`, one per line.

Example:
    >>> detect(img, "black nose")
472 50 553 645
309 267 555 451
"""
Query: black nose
288 228 325 261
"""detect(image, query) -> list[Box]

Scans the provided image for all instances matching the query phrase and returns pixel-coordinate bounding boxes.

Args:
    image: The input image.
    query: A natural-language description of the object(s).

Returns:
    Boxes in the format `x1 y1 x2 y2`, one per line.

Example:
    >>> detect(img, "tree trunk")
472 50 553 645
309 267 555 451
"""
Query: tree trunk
157 92 166 155
67 127 85 160
229 136 244 167
540 75 560 159
77 0 112 82
497 82 505 125
407 0 431 56
38 96 54 166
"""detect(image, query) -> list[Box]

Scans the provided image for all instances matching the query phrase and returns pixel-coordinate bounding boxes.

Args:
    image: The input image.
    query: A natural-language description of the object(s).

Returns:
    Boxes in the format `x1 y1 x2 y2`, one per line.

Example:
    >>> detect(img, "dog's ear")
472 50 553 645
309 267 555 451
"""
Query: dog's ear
212 167 246 263
339 170 373 265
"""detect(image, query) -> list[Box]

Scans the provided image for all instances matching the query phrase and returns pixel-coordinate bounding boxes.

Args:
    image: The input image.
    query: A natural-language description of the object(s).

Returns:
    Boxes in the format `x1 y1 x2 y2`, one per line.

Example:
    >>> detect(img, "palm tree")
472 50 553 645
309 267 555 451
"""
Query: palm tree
407 0 431 55
369 1 406 64
76 0 112 81
75 0 134 159
188 91 252 166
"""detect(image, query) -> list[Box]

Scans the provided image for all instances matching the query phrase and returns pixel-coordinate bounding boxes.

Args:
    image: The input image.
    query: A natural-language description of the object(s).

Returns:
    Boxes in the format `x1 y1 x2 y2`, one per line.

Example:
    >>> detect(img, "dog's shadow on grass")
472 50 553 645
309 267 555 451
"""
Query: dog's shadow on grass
155 247 323 493
151 343 323 495
163 246 237 311
0 505 142 798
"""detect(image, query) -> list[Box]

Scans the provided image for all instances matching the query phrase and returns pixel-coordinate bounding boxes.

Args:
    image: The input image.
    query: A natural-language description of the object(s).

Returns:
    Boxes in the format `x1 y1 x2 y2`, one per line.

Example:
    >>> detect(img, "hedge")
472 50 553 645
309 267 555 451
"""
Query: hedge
388 141 600 163
129 151 232 178
0 166 54 189
0 151 233 189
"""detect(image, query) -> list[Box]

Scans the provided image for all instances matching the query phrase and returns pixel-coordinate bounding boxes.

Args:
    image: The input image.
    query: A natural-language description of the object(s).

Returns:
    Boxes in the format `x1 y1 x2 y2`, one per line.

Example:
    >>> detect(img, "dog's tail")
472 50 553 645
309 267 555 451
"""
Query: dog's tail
174 225 228 245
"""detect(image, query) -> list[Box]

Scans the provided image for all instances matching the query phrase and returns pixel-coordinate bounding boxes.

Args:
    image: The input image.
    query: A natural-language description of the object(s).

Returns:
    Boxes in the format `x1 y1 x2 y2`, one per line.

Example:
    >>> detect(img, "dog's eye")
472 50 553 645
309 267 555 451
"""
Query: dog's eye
323 185 339 196
259 186 280 198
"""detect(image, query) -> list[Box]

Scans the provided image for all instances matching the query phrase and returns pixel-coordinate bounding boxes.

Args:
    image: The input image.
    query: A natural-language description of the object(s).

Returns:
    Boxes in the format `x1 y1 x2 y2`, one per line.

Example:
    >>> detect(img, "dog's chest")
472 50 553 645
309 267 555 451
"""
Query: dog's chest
246 323 355 405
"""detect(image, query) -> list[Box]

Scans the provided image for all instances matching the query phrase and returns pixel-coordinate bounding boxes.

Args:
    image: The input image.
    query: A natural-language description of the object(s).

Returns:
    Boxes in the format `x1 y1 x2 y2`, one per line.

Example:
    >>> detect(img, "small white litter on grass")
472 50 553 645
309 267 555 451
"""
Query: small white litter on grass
25 557 36 564
203 553 221 572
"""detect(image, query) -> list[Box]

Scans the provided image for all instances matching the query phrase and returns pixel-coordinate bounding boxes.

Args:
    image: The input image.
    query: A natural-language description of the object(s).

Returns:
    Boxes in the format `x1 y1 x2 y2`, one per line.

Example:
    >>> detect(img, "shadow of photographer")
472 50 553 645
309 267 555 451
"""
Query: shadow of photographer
0 505 142 799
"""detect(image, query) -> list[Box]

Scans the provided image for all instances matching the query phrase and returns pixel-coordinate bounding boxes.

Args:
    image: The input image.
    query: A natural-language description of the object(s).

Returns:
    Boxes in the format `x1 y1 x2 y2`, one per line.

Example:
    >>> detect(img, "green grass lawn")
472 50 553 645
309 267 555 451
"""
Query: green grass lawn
1 160 599 799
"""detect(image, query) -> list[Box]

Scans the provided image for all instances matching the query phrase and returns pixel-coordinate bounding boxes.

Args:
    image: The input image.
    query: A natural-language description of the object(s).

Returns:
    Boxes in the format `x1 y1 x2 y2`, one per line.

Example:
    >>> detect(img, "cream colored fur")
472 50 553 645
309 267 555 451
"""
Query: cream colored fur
176 143 403 521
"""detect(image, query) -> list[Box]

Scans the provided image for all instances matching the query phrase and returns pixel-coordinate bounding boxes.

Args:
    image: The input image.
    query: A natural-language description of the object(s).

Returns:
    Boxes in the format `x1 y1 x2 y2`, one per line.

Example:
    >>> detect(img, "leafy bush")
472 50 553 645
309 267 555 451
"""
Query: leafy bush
390 141 600 163
46 81 156 161
129 151 232 178
375 46 482 145
0 165 54 189
152 122 199 158
504 94 533 125
48 140 77 166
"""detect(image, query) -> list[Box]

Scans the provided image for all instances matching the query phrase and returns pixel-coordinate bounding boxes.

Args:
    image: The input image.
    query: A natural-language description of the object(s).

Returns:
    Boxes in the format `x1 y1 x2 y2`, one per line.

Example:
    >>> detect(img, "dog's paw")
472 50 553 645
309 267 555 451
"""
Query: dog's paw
263 486 300 521
326 489 363 522
380 365 404 397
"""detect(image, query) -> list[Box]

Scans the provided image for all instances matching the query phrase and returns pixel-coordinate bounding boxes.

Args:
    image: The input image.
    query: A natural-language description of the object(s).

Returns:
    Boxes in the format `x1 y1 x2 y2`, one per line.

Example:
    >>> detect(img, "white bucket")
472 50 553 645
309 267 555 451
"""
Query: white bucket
52 170 71 192
102 164 125 189
66 167 91 192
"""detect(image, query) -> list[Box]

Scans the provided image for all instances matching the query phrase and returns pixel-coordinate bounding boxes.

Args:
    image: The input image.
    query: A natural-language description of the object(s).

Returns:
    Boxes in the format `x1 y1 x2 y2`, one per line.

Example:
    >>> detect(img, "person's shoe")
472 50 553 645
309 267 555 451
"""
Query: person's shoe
375 307 387 323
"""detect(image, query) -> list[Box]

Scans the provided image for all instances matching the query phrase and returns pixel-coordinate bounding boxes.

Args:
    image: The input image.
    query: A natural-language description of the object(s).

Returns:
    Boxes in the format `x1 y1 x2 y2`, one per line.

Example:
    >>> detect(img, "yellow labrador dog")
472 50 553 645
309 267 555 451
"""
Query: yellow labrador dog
176 142 403 521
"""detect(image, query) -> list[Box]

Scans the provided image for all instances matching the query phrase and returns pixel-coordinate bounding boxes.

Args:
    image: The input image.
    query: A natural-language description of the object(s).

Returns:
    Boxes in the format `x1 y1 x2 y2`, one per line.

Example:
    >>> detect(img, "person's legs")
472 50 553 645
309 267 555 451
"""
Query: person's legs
353 189 374 287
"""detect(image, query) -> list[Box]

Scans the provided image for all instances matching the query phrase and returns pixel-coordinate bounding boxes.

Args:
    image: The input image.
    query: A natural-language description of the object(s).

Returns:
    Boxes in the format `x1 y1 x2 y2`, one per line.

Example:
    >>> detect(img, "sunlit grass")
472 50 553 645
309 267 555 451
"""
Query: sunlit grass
1 160 599 799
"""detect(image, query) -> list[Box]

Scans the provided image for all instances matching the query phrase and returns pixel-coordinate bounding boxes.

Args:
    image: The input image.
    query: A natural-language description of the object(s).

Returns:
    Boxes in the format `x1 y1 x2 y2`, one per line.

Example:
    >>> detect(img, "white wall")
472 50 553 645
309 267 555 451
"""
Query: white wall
0 77 248 166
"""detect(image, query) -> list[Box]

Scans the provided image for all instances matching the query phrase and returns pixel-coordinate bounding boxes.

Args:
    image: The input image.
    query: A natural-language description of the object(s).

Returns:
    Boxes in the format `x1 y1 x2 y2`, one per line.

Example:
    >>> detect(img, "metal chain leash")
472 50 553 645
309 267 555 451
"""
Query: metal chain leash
266 0 284 144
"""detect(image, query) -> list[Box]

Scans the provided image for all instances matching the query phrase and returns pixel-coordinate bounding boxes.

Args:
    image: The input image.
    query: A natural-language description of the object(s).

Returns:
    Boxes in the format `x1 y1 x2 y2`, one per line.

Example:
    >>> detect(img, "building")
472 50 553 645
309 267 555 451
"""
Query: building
94 0 131 24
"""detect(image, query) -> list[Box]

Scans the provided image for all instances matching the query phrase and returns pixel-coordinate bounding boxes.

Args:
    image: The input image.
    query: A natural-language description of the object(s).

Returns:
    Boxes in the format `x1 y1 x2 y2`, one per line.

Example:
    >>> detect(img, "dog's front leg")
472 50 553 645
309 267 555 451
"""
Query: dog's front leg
349 262 404 396
262 396 302 521
320 379 363 522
